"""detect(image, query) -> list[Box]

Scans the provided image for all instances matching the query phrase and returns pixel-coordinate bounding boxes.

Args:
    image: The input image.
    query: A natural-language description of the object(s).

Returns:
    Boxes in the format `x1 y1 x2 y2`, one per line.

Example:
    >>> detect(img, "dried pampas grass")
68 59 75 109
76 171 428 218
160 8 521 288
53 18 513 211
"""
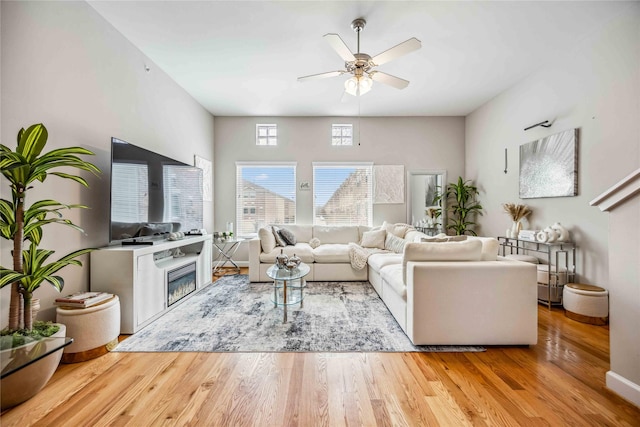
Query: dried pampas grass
503 203 532 221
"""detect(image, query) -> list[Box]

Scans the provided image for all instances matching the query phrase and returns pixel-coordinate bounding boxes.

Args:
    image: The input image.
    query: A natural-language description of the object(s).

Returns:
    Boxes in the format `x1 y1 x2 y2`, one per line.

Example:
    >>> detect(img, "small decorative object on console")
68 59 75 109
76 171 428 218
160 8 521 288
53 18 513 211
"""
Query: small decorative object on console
552 222 570 242
502 203 532 238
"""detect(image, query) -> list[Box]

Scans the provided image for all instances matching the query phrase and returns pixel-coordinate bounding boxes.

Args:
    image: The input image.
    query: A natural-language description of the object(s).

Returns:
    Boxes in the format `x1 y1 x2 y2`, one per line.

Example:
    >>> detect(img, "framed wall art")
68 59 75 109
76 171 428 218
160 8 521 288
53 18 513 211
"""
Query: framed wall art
519 128 578 199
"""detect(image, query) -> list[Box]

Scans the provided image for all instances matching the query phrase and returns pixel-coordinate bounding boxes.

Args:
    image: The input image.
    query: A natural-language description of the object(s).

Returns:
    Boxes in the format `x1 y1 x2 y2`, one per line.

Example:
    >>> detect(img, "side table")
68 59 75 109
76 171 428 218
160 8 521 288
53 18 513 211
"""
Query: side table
266 263 311 323
212 238 244 275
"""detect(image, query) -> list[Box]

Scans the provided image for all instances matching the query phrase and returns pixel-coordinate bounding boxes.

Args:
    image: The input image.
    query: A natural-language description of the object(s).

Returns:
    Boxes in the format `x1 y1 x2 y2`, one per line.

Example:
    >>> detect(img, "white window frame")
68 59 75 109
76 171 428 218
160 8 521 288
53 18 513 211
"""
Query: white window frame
331 124 353 146
236 161 297 236
312 162 373 226
256 124 278 146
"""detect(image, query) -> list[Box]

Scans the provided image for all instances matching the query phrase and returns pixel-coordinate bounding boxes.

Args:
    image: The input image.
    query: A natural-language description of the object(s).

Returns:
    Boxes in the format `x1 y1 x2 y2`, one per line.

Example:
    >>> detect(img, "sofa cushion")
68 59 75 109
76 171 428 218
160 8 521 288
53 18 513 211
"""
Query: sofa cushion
278 227 297 245
380 264 406 299
278 224 312 243
385 233 407 253
382 221 414 238
405 229 429 242
467 236 500 261
368 253 402 273
402 239 483 283
403 240 483 263
361 229 386 249
420 235 467 243
312 244 350 263
313 225 360 244
259 226 277 253
260 243 314 263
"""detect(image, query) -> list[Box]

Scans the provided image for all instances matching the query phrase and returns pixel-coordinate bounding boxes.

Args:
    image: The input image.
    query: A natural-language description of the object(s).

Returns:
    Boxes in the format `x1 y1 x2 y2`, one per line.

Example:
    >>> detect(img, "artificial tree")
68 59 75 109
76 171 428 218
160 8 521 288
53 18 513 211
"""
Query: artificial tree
437 176 483 236
0 123 100 332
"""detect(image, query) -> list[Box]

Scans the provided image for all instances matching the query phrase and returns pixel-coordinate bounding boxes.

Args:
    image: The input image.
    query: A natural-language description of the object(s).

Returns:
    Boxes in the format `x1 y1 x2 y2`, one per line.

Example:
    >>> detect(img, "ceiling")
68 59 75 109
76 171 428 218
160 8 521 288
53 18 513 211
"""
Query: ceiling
88 1 630 117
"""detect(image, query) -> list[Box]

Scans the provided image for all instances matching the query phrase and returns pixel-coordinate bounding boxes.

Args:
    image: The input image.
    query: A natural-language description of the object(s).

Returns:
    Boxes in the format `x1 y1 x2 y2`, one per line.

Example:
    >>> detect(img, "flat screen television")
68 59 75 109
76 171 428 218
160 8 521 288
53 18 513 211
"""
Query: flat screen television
109 137 203 244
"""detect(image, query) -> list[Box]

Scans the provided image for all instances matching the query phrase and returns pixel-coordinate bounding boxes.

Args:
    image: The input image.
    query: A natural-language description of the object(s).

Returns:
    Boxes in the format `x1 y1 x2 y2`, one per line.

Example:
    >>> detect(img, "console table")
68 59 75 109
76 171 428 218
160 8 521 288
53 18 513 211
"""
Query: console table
91 235 212 333
498 237 577 308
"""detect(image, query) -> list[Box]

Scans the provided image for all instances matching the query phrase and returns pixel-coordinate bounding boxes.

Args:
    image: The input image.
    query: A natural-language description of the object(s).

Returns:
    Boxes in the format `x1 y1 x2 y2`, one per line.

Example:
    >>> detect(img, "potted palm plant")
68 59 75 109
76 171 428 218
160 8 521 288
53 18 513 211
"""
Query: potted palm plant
437 176 483 236
0 123 100 409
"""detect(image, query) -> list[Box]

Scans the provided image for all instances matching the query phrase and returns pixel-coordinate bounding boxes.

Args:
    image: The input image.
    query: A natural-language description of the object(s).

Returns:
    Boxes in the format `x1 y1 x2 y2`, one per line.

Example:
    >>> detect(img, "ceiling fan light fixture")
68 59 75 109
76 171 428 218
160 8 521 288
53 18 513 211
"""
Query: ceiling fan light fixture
344 75 373 96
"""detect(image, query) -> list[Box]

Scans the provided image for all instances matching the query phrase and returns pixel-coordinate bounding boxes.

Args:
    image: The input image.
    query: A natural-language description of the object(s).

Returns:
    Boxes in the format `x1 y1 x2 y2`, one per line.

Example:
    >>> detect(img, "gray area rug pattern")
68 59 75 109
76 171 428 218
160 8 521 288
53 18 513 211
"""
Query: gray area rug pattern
114 274 484 353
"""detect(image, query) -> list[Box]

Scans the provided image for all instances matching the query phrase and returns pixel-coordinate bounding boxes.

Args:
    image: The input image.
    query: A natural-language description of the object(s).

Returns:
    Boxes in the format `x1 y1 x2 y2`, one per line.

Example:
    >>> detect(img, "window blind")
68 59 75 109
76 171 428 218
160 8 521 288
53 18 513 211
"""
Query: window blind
313 162 373 226
236 162 296 236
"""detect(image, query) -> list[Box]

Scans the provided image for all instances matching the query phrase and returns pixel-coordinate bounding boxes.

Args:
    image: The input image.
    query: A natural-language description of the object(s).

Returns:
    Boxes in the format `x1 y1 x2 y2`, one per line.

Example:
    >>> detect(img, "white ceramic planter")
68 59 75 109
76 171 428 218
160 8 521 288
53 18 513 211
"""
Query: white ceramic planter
0 323 66 410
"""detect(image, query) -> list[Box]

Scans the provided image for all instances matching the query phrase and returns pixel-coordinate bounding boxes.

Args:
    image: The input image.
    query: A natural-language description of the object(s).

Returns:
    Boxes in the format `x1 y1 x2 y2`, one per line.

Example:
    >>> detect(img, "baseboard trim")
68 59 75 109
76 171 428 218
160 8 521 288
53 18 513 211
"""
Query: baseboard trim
606 371 640 407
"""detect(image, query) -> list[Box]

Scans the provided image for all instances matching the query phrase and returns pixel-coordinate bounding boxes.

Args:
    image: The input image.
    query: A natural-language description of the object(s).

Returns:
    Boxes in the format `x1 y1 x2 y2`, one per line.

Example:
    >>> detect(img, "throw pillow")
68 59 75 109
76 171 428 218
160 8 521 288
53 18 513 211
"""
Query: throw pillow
360 229 386 249
278 227 297 246
382 221 414 238
258 226 276 253
271 226 288 247
385 233 407 253
309 237 321 249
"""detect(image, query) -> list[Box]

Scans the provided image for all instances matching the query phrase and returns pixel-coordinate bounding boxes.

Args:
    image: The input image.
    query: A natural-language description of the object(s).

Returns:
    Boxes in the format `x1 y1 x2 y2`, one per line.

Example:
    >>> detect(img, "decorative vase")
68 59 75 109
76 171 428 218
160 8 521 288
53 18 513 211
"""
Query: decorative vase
544 227 558 243
275 249 288 269
552 222 570 242
289 253 301 269
536 230 549 242
511 220 523 239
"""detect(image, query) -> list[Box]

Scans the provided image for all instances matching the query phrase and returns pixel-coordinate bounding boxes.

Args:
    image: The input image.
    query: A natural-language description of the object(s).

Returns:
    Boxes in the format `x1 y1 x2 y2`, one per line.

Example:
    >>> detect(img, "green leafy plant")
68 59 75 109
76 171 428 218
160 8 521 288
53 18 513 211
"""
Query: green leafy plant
437 176 483 236
0 123 100 332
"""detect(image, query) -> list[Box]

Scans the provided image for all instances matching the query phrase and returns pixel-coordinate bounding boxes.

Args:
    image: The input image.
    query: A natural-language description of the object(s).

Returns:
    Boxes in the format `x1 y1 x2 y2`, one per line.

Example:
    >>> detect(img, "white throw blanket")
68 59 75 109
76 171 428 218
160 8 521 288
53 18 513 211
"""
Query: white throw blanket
348 243 387 270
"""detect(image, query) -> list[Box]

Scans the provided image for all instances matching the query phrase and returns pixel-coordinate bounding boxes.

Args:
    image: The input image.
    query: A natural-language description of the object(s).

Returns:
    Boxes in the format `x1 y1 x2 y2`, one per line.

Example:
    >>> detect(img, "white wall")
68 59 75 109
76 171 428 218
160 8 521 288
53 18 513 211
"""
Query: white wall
0 1 215 324
466 2 640 401
213 116 465 261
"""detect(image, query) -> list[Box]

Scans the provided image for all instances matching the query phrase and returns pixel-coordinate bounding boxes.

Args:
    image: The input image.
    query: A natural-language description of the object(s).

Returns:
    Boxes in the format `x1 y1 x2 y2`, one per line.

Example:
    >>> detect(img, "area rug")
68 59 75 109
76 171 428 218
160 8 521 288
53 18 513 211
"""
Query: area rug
114 274 485 353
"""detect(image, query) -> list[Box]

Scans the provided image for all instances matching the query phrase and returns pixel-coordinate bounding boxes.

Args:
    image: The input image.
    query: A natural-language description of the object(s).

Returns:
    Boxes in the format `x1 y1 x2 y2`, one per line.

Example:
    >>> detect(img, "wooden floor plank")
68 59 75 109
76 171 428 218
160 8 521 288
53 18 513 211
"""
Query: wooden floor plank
2 295 640 426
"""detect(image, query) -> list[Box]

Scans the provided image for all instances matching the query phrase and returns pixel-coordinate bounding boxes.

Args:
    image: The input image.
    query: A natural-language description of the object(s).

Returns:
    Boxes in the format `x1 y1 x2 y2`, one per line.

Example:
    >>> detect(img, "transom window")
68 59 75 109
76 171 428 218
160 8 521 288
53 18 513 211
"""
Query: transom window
236 162 296 235
313 162 373 226
331 124 353 146
256 124 278 146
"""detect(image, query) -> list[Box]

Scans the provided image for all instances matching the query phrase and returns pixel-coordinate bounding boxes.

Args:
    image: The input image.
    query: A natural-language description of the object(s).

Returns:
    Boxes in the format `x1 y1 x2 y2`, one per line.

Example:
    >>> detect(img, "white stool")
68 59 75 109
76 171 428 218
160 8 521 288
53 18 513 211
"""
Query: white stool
563 283 609 325
56 295 120 363
537 264 567 303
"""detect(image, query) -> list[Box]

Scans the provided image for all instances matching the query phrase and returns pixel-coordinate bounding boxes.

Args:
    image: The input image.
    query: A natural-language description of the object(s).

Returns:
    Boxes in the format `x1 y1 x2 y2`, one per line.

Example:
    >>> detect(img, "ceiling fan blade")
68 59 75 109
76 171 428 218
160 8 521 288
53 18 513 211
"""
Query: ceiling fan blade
371 37 421 66
323 33 356 62
369 71 410 89
297 70 345 82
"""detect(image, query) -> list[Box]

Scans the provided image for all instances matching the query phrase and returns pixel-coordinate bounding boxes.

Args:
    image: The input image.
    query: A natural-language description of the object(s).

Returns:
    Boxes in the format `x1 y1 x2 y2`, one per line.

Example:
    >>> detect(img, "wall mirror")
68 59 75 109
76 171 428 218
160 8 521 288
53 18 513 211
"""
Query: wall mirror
407 170 446 234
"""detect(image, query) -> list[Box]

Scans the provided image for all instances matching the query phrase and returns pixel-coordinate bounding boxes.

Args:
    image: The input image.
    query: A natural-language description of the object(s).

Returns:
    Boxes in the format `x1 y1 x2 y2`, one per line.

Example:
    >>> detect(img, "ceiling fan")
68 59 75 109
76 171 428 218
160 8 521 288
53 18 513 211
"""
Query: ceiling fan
297 18 421 97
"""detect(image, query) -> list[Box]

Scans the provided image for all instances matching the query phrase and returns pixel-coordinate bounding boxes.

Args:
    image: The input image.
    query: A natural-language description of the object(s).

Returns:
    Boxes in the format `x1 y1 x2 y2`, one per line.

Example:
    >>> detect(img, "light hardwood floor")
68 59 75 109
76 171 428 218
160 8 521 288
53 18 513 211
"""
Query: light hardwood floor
2 270 639 426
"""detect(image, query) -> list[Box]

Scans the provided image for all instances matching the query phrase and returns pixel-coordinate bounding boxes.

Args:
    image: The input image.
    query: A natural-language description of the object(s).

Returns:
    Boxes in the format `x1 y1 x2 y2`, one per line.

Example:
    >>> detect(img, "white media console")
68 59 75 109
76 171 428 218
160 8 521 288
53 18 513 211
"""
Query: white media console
90 235 213 334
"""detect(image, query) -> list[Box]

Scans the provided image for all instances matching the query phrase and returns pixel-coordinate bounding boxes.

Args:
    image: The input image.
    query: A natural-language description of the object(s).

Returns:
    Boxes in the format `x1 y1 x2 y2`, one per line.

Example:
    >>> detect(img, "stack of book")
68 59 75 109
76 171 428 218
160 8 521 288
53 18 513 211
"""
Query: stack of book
518 229 537 241
55 291 113 308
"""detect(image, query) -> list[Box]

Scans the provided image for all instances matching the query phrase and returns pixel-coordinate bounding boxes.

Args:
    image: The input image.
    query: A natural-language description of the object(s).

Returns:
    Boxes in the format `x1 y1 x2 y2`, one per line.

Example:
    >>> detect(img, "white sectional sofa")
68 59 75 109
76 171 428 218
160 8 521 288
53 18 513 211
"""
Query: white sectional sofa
249 223 538 346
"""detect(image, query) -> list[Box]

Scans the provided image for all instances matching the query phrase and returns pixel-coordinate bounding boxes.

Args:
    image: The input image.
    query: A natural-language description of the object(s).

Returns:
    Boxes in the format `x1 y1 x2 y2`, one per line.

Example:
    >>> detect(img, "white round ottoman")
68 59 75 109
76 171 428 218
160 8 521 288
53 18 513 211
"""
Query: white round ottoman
56 295 120 363
563 283 609 325
537 264 567 303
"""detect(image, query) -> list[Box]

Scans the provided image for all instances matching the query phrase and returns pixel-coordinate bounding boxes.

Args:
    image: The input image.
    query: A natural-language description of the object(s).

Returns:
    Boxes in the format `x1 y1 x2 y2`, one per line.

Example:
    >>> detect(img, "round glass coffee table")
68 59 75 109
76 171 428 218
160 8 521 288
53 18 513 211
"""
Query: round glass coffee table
266 262 310 323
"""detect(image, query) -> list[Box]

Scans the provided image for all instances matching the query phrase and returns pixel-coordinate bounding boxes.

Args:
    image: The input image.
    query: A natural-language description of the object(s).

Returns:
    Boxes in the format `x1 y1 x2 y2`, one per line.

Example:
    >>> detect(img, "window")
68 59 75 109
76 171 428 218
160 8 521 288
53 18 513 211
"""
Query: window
256 124 277 146
236 162 296 235
313 162 373 226
331 124 353 146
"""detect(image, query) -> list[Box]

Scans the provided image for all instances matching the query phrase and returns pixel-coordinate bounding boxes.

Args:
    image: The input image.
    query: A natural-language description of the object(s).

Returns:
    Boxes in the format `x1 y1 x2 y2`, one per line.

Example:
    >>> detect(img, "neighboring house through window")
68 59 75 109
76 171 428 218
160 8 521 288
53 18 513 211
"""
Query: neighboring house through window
236 162 296 235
